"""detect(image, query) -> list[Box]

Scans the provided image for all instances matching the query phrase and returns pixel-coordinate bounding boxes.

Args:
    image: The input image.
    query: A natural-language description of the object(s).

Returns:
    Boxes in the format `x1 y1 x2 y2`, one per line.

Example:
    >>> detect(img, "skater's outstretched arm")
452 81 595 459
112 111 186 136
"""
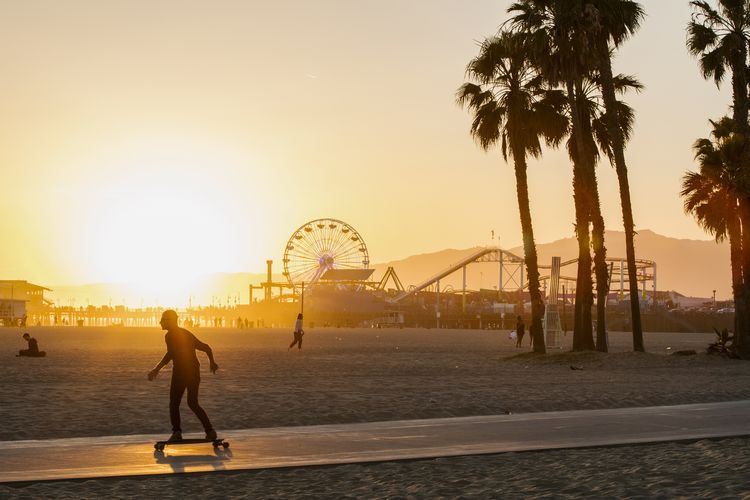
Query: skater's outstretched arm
195 340 219 373
148 352 172 380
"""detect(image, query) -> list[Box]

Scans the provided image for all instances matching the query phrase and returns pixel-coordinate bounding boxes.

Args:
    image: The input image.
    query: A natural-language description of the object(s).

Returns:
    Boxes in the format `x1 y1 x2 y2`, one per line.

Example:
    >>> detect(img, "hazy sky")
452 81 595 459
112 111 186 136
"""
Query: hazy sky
0 0 730 289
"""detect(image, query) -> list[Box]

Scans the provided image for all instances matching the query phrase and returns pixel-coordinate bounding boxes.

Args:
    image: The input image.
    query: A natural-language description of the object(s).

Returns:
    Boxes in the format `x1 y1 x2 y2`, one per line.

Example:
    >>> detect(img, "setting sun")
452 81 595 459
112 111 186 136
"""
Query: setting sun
74 139 267 302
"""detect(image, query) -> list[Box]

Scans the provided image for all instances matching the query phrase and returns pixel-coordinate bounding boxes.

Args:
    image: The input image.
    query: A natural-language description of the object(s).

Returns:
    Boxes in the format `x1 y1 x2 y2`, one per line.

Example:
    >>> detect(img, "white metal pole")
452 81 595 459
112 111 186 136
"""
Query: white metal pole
499 252 504 292
498 250 502 295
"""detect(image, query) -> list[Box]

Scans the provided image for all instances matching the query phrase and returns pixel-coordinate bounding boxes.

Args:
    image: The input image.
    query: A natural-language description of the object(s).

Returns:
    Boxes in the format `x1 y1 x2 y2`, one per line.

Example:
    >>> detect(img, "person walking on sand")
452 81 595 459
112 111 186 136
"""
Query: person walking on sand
288 313 304 351
148 309 219 442
515 316 525 348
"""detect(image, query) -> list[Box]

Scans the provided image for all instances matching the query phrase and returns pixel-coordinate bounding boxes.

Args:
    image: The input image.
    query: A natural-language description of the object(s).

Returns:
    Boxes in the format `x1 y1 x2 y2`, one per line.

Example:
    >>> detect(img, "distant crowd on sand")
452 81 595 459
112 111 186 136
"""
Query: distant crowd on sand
181 317 267 329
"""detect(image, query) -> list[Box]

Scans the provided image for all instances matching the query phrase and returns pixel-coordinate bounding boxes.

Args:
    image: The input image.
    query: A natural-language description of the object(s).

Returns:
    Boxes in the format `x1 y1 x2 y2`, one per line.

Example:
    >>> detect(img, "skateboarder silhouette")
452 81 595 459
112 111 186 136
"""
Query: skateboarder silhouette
148 309 219 442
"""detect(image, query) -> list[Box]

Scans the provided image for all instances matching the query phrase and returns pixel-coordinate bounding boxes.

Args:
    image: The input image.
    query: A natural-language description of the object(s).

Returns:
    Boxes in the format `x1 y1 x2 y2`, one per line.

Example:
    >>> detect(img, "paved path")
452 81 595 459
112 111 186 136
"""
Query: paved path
1 400 749 483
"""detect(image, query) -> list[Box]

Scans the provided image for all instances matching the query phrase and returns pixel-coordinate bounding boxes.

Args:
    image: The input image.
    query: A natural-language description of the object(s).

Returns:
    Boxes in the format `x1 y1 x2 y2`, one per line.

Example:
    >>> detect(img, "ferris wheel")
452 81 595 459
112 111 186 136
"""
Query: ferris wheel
282 218 370 292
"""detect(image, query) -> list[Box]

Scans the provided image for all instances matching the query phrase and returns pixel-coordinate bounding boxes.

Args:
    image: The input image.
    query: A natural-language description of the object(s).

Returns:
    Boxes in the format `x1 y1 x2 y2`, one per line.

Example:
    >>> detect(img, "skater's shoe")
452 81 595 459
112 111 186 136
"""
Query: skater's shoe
167 431 182 442
205 429 217 441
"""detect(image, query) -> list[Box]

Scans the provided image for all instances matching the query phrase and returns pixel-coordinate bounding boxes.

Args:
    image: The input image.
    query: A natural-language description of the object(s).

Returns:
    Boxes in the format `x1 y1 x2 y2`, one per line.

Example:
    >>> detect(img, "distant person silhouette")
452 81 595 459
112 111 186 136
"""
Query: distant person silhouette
288 313 304 350
148 310 219 442
18 332 45 357
515 316 525 348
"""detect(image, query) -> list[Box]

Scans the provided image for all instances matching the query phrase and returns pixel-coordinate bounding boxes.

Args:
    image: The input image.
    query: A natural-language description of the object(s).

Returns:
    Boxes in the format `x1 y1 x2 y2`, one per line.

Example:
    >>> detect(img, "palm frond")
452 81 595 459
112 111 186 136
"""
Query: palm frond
687 21 718 54
612 73 643 94
682 116 744 242
470 100 504 152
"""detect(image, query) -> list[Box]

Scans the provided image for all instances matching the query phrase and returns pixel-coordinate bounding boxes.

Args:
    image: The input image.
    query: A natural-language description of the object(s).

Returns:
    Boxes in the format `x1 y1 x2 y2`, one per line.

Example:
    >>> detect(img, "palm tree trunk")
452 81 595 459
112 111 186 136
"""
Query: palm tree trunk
573 187 595 351
574 78 609 352
596 38 644 351
736 198 750 358
730 43 749 136
566 77 595 351
731 42 750 359
589 176 609 352
728 215 747 356
511 144 546 354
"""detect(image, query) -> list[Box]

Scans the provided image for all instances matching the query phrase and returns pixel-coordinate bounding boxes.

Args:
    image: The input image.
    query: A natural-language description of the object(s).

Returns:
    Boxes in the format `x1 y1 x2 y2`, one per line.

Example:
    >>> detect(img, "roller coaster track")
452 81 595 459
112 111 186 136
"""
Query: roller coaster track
392 247 523 303
391 247 656 304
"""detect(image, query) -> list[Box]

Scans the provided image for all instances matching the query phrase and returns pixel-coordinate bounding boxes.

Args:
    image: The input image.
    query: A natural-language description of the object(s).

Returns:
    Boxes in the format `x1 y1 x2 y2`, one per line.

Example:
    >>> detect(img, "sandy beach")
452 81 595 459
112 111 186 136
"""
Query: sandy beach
1 326 749 497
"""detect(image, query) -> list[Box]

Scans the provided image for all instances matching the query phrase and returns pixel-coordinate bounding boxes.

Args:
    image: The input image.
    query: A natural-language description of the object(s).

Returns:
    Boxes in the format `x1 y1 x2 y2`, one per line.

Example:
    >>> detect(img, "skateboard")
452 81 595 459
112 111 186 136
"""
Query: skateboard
154 437 230 451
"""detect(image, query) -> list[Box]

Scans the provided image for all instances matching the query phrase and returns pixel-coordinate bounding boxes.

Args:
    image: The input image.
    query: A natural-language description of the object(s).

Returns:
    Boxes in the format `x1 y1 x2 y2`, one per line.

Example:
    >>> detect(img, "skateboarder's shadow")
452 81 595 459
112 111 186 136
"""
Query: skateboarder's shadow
153 448 233 473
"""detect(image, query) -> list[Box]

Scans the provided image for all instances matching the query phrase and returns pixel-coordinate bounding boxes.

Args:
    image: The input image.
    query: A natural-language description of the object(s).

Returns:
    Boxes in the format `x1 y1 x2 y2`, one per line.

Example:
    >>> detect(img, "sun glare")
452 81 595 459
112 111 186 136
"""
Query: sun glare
83 141 251 302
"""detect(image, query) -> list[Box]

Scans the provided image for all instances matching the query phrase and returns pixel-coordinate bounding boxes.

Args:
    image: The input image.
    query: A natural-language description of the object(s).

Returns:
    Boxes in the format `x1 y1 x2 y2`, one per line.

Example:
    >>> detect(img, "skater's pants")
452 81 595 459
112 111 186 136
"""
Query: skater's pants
170 371 212 433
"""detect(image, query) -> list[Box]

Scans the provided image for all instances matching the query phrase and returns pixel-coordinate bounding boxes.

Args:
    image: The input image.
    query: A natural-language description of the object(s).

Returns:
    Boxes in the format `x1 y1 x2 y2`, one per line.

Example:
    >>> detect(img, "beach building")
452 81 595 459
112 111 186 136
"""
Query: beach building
0 298 26 326
0 280 52 314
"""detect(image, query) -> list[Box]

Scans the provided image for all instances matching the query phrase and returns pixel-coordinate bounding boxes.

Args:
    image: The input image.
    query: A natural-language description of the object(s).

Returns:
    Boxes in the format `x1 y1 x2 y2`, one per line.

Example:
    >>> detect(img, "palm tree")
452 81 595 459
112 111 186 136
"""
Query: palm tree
509 0 595 351
562 76 610 352
574 73 641 351
457 31 568 353
682 117 743 340
584 0 646 352
509 0 611 351
688 0 750 357
688 1 750 135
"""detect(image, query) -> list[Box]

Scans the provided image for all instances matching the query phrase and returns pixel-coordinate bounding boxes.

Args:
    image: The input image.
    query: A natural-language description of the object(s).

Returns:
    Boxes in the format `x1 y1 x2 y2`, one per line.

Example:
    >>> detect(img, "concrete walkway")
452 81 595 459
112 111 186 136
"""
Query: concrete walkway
1 400 749 483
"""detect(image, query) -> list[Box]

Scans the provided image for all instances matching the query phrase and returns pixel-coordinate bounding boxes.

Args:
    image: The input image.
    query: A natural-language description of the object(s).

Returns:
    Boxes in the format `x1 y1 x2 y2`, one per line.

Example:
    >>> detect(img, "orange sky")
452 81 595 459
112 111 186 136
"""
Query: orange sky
0 1 731 290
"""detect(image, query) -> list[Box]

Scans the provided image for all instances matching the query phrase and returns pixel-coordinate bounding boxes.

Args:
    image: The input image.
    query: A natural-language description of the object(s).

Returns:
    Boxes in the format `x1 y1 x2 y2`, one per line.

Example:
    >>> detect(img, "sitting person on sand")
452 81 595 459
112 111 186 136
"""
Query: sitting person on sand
288 313 304 351
148 309 219 442
18 332 45 357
